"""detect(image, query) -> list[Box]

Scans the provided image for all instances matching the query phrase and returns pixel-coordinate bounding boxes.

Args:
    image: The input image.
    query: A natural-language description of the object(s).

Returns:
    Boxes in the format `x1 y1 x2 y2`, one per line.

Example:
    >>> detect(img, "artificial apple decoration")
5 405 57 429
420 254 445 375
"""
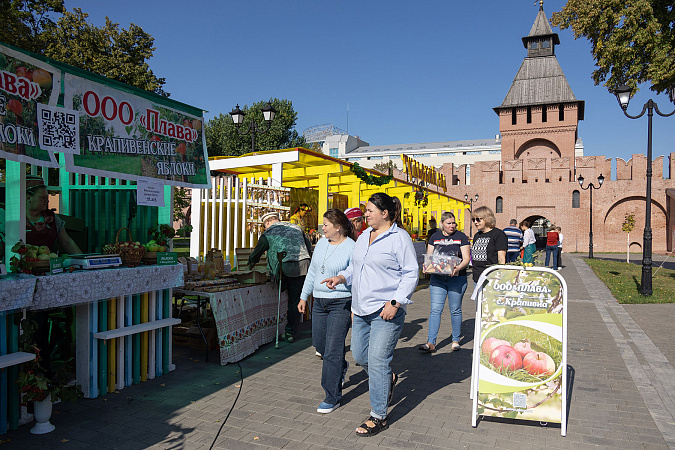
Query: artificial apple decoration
176 143 186 155
482 337 510 356
513 340 534 360
489 345 523 371
522 351 555 376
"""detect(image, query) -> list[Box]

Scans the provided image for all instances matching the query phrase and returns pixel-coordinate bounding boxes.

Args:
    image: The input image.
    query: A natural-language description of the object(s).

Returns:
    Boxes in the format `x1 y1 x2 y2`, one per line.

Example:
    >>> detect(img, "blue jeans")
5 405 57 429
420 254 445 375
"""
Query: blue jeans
312 297 352 405
428 274 468 344
506 251 519 263
351 306 405 420
545 245 559 268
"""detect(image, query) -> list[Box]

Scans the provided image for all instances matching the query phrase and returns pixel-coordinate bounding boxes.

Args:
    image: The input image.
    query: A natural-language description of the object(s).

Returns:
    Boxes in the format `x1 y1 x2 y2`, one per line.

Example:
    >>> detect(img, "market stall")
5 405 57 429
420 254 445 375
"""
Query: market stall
191 148 470 265
0 41 210 434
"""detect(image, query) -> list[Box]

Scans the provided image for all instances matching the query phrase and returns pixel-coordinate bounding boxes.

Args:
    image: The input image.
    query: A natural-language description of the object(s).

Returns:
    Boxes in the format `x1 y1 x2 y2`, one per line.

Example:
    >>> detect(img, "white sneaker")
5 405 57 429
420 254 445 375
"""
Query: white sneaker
315 351 322 359
317 402 340 414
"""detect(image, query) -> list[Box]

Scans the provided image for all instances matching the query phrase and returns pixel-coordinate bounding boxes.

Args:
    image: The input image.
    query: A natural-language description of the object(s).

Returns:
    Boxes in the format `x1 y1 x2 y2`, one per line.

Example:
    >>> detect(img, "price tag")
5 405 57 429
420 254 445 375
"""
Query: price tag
49 257 65 274
157 252 177 265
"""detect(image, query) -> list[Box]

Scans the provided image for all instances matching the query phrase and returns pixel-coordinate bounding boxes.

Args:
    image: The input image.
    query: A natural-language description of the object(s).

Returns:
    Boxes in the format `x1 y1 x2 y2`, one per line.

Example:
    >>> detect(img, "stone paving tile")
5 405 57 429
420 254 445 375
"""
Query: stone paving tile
2 253 672 449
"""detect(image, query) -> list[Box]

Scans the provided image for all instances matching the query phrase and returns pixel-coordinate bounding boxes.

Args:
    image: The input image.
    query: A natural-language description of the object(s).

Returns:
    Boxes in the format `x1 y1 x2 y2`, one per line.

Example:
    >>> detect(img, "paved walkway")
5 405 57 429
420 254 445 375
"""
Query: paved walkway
3 254 674 449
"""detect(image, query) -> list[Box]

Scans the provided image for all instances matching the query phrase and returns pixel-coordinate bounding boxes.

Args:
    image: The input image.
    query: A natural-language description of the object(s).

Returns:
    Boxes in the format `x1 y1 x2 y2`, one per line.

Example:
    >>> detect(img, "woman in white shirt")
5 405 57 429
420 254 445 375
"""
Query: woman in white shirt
323 192 418 437
520 219 537 264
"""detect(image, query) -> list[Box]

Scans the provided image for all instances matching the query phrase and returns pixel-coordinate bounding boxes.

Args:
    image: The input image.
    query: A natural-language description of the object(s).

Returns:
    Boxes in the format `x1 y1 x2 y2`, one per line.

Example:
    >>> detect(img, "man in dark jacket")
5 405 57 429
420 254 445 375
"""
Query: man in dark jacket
249 212 312 342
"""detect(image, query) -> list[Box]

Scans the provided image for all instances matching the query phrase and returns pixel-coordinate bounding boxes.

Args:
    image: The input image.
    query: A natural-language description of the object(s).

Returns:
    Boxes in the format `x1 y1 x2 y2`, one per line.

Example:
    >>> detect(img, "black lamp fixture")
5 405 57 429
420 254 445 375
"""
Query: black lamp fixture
464 193 479 236
229 102 277 152
613 84 675 295
577 173 604 259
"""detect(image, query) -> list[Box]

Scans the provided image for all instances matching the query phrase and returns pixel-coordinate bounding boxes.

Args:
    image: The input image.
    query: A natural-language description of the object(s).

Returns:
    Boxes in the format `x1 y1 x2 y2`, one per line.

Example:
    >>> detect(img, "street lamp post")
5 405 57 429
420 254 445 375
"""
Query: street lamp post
577 174 604 259
230 102 277 152
464 193 479 236
614 84 675 296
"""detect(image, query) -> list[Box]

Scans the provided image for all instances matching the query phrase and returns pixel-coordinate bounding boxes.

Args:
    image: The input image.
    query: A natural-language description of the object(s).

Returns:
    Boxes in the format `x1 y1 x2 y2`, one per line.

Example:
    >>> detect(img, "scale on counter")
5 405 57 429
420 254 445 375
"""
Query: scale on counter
66 253 122 270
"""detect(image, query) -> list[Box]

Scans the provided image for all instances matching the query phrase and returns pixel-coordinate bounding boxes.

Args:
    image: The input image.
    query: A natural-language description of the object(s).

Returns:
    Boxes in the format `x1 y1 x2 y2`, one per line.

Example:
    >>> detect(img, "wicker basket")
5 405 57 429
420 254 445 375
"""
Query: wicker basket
103 227 146 267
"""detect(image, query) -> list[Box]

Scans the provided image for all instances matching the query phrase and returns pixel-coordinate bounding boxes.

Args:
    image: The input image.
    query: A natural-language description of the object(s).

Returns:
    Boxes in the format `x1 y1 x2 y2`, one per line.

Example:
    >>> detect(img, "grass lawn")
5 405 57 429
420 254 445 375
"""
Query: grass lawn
584 258 675 304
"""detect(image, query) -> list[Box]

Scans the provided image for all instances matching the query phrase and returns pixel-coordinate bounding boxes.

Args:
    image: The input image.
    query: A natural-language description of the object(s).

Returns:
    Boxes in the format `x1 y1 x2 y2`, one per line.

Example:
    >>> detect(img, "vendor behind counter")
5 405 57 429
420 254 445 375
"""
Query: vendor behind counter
0 175 82 373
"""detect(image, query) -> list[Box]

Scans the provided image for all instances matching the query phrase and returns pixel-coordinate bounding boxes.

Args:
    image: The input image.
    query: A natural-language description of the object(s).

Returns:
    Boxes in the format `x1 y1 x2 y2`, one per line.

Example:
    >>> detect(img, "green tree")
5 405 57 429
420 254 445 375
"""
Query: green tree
551 0 675 94
373 160 398 175
45 8 167 95
206 98 307 157
622 213 636 263
0 0 65 54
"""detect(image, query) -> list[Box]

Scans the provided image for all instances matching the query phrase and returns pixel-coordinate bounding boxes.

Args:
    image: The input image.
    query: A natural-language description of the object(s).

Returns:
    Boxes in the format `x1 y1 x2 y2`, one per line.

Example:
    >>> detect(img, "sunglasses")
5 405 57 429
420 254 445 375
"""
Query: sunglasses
472 217 483 222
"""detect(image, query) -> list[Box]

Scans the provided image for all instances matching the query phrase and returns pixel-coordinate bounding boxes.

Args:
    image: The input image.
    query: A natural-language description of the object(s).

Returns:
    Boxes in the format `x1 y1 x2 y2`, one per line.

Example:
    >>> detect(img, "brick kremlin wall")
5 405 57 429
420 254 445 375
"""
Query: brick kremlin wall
436 153 675 253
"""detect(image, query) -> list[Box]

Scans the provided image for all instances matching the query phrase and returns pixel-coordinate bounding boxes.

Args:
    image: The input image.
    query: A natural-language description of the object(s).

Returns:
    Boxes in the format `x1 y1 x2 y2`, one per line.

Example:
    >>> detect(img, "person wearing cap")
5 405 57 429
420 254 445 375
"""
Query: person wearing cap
344 207 366 237
248 211 312 342
290 203 312 232
24 175 81 254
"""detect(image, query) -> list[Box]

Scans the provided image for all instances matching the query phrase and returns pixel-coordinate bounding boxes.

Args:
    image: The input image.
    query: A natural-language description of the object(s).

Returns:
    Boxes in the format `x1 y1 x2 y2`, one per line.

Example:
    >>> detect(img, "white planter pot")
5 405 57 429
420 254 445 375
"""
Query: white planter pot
30 394 55 434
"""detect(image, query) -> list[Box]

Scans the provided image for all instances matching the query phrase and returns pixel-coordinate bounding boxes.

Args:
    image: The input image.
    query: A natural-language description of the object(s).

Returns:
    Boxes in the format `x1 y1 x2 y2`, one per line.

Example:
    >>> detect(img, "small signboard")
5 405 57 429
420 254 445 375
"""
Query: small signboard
470 265 567 436
136 179 165 207
157 252 177 265
49 257 65 274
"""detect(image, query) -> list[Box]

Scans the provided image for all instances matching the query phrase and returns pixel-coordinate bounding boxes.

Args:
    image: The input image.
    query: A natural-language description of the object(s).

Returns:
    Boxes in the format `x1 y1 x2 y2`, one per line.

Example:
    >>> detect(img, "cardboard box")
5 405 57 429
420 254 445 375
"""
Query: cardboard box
230 270 267 284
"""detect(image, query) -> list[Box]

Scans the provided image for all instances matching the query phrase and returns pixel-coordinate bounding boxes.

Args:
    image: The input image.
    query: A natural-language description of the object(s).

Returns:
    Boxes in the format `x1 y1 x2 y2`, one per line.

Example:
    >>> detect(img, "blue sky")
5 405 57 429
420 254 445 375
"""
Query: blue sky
66 0 675 173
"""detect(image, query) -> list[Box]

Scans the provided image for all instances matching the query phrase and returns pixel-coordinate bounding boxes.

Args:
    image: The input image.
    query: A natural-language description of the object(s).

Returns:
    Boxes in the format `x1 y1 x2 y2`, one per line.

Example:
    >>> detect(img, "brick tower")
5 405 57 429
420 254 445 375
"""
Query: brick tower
494 2 584 167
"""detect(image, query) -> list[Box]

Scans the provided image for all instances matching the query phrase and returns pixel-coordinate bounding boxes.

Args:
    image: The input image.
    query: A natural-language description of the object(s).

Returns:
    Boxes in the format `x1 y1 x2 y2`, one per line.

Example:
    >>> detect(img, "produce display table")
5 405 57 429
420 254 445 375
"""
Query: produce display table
178 282 287 365
0 274 38 312
32 265 184 310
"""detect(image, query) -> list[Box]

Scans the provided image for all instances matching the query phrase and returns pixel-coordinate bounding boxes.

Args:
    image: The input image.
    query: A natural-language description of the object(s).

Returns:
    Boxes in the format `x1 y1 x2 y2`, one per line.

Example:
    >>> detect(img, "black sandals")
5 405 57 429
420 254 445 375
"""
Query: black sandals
355 416 389 437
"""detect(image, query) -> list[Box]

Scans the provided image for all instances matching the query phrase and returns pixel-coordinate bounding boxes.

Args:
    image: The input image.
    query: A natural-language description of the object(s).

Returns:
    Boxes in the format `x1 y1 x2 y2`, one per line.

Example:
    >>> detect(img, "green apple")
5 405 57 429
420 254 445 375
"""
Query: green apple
38 245 50 255
158 245 166 252
26 249 38 259
49 253 58 259
37 253 51 261
148 244 160 252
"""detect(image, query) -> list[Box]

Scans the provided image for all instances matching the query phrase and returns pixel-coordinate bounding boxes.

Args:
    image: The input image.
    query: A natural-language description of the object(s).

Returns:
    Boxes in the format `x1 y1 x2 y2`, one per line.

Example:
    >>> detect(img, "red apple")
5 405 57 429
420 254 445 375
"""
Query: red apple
482 337 510 356
489 345 523 371
513 341 534 360
522 351 555 376
7 99 23 116
16 66 32 81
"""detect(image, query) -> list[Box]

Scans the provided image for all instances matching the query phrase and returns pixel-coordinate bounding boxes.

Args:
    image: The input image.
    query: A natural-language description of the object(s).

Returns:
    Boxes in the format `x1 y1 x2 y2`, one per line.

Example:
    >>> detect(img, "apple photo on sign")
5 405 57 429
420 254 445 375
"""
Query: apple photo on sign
480 324 561 382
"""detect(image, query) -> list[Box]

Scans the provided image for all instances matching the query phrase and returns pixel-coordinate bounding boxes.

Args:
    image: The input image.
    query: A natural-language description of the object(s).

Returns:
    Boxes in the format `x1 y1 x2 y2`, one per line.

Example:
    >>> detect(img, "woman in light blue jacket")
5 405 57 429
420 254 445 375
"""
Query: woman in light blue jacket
299 209 356 415
323 193 418 437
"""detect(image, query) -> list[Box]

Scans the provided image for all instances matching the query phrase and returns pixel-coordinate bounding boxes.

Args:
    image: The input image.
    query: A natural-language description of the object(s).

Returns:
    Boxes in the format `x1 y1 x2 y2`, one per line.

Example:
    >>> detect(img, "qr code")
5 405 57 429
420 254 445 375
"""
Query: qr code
513 392 527 409
38 104 80 154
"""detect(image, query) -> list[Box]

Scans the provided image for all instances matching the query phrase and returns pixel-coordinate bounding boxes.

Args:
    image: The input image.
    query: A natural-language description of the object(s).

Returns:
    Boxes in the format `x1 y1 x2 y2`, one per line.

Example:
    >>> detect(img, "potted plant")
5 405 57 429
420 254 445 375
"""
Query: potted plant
16 319 82 434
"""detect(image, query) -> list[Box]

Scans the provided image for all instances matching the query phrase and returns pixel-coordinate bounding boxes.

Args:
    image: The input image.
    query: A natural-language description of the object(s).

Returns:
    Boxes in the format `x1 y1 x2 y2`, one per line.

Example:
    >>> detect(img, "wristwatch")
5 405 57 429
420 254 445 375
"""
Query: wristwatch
390 300 400 308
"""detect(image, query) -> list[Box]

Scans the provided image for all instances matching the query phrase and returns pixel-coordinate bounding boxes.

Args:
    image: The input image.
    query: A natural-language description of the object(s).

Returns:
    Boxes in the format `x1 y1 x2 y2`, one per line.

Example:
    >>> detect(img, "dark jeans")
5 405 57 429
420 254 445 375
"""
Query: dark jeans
312 296 351 405
506 251 519 263
545 245 559 268
282 275 306 335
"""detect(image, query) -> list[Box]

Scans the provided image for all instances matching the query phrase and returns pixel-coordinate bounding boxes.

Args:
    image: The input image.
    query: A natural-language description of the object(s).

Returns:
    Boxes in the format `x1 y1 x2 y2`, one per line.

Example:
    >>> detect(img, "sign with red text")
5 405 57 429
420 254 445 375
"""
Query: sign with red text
63 73 210 187
471 266 568 436
0 43 60 167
